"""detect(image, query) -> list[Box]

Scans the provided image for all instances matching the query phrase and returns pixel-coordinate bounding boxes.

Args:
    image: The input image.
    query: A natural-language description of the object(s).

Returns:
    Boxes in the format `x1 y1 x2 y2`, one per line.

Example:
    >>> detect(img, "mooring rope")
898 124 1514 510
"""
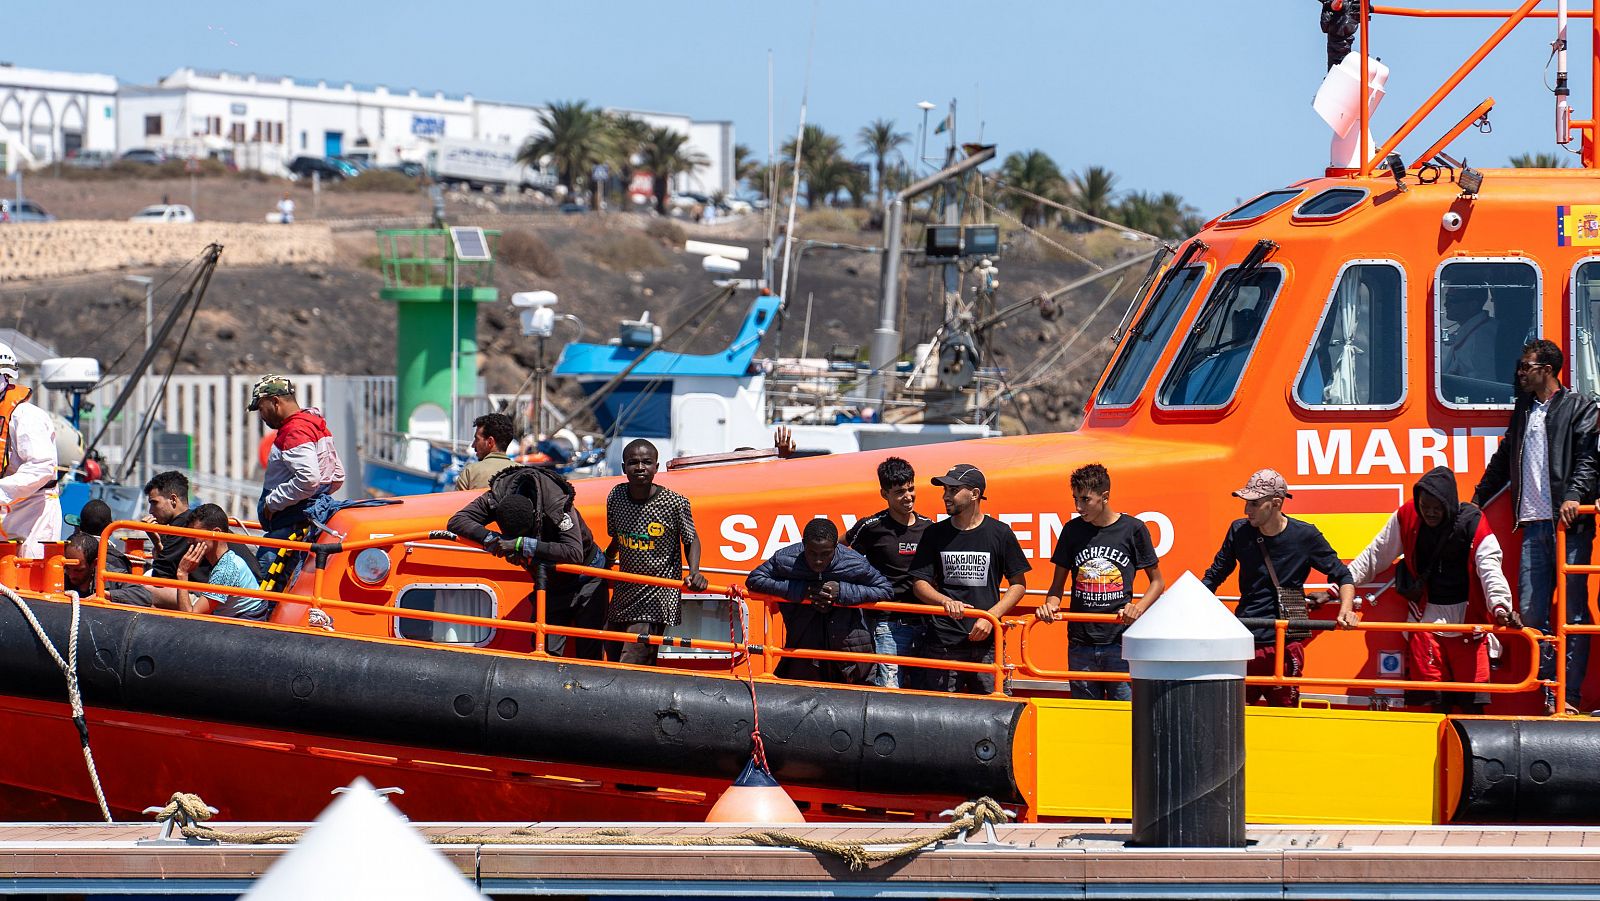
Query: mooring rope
0 584 112 822
152 793 1014 870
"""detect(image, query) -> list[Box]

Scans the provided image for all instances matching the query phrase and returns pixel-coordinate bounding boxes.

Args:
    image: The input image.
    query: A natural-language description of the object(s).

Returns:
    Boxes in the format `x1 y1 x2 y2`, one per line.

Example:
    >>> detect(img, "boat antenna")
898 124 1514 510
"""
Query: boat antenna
1556 0 1573 145
763 49 777 286
775 0 818 306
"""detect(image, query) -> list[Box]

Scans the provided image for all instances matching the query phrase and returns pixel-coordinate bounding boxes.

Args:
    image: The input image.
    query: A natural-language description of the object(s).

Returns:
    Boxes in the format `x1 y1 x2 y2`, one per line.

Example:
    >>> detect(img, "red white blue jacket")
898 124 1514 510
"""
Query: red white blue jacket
261 408 345 515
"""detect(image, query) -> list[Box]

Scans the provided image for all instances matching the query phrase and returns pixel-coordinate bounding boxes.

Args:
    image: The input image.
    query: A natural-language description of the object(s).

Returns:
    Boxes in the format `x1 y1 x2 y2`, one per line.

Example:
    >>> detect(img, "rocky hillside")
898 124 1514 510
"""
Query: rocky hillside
0 173 1152 434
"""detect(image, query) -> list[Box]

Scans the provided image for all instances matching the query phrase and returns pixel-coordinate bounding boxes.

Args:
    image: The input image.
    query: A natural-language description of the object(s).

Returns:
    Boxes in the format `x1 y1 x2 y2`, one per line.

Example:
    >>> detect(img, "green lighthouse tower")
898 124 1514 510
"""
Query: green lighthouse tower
376 227 499 444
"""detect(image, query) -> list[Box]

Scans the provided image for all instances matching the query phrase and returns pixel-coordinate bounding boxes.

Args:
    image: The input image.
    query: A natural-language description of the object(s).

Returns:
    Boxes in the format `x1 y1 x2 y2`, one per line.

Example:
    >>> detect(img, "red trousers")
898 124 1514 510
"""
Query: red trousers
1407 630 1490 685
1247 641 1306 707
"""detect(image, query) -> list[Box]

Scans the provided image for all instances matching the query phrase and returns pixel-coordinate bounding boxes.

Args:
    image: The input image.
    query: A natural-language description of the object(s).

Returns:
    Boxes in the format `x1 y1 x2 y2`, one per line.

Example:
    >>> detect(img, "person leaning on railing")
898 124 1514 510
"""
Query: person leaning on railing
62 531 152 608
447 465 594 655
1344 466 1516 715
748 517 893 685
910 465 1030 696
1470 338 1600 716
1202 469 1357 709
169 504 268 620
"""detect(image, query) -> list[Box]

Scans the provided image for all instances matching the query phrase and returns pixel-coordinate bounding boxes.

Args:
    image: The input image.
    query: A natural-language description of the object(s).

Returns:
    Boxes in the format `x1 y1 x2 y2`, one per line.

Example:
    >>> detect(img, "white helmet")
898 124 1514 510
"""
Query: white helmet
0 343 18 381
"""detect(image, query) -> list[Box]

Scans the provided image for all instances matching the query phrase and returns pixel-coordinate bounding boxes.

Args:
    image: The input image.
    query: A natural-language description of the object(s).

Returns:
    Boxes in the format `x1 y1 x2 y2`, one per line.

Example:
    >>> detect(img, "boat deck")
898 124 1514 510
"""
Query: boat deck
4 820 1600 898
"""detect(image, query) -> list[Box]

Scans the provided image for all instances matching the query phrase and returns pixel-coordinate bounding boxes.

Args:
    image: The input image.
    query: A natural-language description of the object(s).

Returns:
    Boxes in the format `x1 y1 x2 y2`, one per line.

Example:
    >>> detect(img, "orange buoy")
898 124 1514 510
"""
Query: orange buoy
704 759 805 824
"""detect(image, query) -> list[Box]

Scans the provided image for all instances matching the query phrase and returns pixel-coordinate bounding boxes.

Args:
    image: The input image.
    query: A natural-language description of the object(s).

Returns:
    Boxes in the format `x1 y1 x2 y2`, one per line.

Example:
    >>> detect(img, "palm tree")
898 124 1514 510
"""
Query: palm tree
517 100 612 209
843 163 872 209
783 124 847 208
639 125 709 214
998 149 1067 228
1069 165 1120 227
1117 190 1199 240
805 156 856 207
856 118 910 213
1509 151 1571 168
605 113 652 207
733 143 761 190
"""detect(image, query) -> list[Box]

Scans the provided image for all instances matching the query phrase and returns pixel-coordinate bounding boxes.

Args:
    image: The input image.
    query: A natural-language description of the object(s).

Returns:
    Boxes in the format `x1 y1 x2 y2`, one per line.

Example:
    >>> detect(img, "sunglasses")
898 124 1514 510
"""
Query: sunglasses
1516 362 1549 373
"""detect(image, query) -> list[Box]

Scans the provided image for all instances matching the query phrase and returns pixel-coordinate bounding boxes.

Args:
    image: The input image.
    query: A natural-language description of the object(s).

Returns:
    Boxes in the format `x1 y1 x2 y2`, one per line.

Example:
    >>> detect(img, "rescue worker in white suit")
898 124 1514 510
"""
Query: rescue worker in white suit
0 344 60 556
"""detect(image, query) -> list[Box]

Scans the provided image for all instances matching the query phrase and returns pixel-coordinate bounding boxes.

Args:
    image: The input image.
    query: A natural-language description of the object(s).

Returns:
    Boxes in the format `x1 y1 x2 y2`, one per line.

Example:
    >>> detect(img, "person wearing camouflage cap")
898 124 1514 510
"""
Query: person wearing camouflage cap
1201 468 1356 708
251 374 346 583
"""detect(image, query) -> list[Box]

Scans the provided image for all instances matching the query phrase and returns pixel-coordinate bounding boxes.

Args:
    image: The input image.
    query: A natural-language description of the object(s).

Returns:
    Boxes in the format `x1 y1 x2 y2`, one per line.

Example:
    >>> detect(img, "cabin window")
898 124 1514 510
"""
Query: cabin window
659 594 747 660
1293 188 1367 220
1096 265 1205 407
1219 190 1302 224
1571 260 1600 402
1157 264 1283 408
1435 259 1541 408
1295 262 1406 408
395 583 496 645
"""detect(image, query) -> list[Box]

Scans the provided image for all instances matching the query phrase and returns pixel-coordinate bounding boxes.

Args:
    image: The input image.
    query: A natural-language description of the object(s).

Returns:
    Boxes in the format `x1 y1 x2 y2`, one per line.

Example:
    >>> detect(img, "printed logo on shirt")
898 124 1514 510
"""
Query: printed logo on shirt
940 551 992 587
619 531 658 551
647 522 666 538
559 513 574 531
898 541 918 556
1075 555 1125 595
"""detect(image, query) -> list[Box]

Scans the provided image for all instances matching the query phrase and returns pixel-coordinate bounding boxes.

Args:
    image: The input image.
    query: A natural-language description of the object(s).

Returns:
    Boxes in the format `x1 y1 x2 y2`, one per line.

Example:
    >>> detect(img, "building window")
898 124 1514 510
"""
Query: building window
205 116 221 137
229 122 246 143
144 115 162 137
300 130 308 149
272 122 284 144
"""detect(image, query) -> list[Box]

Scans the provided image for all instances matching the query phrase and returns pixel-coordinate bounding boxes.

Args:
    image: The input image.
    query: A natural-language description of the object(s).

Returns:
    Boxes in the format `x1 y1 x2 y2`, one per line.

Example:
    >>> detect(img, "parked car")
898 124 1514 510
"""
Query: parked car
64 149 115 169
558 202 588 214
119 148 166 165
129 204 196 223
382 161 424 178
0 198 56 223
286 156 359 182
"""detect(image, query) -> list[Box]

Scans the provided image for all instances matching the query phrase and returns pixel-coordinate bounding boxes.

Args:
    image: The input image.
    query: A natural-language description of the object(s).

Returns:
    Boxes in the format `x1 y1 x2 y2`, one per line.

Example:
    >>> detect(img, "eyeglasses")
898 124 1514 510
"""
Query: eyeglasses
1516 362 1549 373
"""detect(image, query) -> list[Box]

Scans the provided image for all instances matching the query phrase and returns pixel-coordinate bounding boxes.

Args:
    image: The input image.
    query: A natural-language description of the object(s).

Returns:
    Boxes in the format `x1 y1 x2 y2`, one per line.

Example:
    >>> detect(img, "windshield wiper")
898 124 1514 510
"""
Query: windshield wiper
1123 239 1207 342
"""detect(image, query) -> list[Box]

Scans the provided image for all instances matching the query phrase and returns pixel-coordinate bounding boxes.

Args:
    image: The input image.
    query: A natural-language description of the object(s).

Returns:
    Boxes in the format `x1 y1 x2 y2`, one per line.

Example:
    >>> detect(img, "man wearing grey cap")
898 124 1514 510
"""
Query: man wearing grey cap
1202 468 1356 707
909 464 1030 695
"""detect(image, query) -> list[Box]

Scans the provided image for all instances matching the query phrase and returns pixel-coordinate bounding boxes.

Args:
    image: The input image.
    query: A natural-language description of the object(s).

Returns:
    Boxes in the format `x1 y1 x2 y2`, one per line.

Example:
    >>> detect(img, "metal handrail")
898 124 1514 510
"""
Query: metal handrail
84 523 1008 694
1012 607 1542 696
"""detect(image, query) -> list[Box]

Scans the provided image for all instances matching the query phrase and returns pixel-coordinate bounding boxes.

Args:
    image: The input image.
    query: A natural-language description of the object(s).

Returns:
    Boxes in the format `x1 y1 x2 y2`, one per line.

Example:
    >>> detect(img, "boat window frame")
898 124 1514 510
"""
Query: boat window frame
1154 261 1287 413
1291 259 1409 412
1432 255 1543 412
392 581 500 647
1291 187 1369 223
1216 189 1304 226
1093 262 1211 411
1572 256 1600 402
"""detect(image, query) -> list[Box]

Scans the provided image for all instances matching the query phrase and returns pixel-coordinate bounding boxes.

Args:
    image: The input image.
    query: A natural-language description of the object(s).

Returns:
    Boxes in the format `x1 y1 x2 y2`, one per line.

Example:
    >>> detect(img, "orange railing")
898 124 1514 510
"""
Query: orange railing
1553 506 1600 706
1011 607 1542 697
78 517 1559 705
87 522 1009 695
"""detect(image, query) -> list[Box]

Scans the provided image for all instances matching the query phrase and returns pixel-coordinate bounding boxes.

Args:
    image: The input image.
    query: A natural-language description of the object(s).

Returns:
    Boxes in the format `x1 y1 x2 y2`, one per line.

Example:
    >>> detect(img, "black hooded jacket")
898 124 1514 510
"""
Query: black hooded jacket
1408 467 1481 604
1472 386 1600 530
448 465 590 579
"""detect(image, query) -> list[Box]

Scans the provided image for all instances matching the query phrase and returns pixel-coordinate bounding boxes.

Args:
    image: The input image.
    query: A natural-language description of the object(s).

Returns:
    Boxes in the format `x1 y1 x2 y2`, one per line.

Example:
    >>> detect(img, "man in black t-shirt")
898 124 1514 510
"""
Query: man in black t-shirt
845 456 933 689
1041 464 1164 701
910 464 1030 695
141 470 264 607
1201 468 1357 707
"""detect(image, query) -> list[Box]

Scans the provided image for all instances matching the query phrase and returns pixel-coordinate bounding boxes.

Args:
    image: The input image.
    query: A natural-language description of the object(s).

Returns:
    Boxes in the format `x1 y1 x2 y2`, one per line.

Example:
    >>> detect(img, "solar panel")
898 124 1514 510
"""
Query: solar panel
449 226 492 262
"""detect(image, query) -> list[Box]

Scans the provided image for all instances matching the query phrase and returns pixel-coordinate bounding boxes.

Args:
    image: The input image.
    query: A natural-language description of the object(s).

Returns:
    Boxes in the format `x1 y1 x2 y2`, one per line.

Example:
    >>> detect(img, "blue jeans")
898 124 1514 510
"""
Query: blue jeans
1519 519 1593 709
872 618 923 689
1069 644 1132 701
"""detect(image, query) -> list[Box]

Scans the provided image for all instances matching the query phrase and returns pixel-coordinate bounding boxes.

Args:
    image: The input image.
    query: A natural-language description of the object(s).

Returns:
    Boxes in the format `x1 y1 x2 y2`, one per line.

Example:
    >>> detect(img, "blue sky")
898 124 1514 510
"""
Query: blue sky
8 1 1592 214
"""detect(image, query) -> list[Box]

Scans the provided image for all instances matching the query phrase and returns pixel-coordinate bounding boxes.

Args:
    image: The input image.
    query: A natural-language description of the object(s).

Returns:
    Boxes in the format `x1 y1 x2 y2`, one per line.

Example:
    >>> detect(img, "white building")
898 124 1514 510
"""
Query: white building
117 67 734 196
0 63 118 173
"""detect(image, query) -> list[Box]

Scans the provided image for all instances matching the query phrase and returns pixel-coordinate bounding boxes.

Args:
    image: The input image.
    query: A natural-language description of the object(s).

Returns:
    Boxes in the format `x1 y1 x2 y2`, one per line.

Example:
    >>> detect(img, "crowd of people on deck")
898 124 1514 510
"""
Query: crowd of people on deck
12 336 1597 714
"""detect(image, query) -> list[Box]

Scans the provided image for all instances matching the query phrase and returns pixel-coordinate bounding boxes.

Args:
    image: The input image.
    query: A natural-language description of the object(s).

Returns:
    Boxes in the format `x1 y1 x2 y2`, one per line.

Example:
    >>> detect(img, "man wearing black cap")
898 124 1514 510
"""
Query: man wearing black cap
909 464 1030 695
1202 468 1357 707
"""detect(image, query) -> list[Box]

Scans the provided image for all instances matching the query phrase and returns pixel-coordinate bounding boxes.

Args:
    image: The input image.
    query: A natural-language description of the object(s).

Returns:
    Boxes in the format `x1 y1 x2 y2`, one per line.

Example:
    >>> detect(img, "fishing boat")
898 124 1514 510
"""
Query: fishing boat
5 1 1600 828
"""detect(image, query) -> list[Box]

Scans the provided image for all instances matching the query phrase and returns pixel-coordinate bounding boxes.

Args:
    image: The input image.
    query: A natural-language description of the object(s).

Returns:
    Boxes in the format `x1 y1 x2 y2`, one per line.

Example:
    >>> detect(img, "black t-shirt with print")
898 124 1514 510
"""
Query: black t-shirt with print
1050 513 1157 646
844 508 932 602
910 516 1030 646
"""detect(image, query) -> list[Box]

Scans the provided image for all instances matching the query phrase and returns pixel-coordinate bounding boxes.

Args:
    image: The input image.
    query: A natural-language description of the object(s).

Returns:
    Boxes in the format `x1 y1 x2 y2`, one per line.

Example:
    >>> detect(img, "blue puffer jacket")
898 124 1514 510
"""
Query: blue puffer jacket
746 542 893 605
